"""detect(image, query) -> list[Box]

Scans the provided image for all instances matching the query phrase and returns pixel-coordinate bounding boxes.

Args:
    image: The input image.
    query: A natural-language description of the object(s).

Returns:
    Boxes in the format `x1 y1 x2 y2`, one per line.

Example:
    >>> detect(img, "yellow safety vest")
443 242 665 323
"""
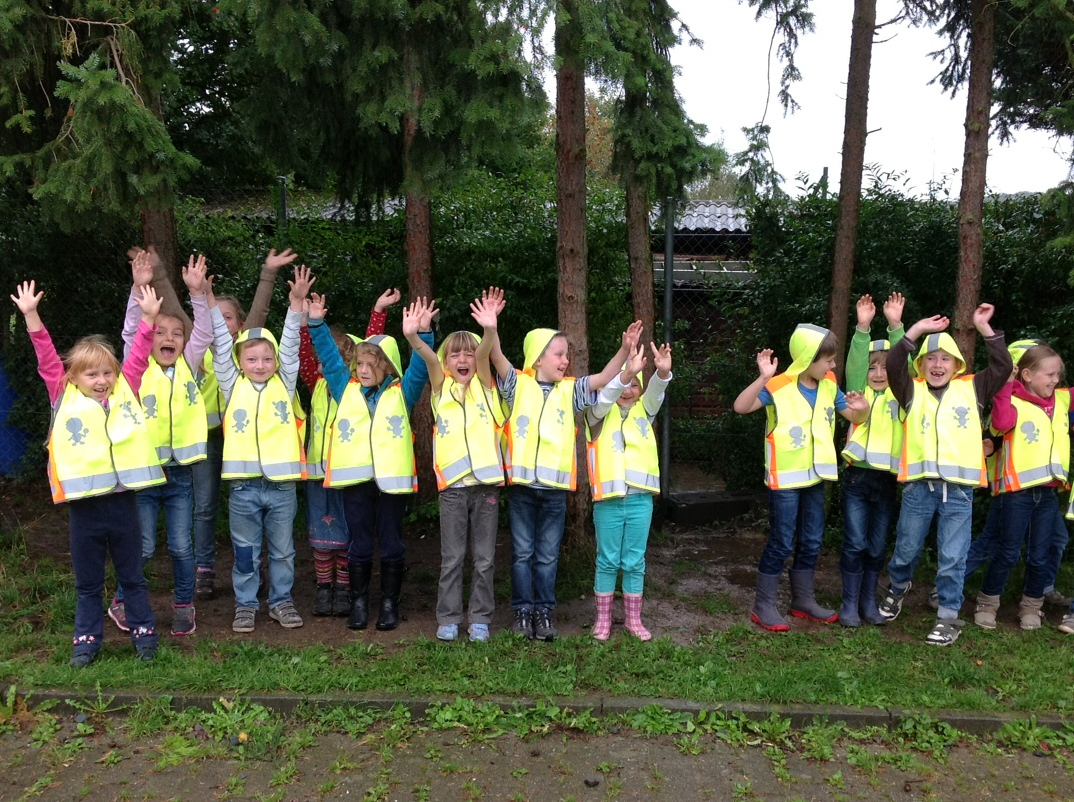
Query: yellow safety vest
763 373 838 489
198 351 225 429
997 390 1070 494
586 402 660 500
504 372 577 490
305 378 336 482
325 380 416 494
48 379 165 503
899 376 985 486
842 386 903 473
140 357 208 465
221 376 305 481
431 377 505 489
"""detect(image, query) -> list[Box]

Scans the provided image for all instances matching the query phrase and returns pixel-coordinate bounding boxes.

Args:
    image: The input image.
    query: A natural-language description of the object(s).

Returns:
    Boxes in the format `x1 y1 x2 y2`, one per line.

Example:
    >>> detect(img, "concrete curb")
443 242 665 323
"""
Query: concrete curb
25 689 1069 737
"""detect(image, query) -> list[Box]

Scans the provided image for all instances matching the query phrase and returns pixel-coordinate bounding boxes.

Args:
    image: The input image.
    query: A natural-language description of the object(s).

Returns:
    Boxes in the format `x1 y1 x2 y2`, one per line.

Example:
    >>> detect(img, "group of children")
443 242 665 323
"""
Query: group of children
737 291 1074 646
14 248 674 667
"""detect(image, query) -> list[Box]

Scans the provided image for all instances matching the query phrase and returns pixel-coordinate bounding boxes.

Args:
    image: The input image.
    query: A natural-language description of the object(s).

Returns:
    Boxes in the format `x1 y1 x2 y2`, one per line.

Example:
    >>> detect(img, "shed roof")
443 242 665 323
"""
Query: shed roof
650 200 749 234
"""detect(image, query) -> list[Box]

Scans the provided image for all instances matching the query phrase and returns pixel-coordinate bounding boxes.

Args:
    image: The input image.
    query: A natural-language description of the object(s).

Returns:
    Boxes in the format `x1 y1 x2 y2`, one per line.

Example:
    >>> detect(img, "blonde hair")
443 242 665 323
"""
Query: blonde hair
237 336 275 361
441 331 479 363
355 342 394 378
64 336 121 385
868 350 888 369
214 295 247 326
1018 344 1063 381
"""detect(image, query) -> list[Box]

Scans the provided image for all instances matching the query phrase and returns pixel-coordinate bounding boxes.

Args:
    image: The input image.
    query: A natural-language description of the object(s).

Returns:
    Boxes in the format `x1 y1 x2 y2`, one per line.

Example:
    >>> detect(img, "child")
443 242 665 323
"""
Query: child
734 324 868 632
301 288 400 617
585 340 673 641
188 247 299 601
972 343 1068 630
108 253 213 638
490 316 643 641
306 293 434 631
12 274 164 667
839 293 905 626
877 304 1013 645
406 289 507 643
210 265 314 633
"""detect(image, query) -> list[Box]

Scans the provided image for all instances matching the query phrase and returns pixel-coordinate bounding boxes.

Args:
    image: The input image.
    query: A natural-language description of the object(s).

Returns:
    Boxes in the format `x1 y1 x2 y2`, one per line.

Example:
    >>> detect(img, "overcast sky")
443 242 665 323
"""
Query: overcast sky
666 0 1073 196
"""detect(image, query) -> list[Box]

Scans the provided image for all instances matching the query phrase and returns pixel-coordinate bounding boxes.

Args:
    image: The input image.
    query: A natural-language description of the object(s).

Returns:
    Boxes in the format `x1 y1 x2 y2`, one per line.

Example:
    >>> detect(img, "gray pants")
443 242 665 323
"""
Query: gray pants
436 485 500 625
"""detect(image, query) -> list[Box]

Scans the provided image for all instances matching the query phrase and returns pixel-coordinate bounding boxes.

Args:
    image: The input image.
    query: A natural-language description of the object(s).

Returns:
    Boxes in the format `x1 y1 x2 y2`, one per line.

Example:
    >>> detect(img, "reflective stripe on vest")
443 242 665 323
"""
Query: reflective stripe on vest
997 389 1070 494
48 378 165 503
763 372 838 490
221 376 306 481
326 380 416 494
842 386 902 473
140 356 208 465
898 376 985 486
586 401 660 500
432 378 505 489
505 372 576 490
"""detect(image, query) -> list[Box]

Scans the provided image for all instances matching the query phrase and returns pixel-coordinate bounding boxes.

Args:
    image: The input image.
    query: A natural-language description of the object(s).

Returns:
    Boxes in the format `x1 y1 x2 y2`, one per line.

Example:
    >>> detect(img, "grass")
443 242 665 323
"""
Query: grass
5 521 1074 715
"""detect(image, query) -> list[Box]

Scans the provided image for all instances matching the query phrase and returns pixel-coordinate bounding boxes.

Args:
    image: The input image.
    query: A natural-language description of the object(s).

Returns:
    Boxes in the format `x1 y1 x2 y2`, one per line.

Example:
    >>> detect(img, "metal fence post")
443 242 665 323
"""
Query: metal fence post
661 197 675 499
277 175 289 248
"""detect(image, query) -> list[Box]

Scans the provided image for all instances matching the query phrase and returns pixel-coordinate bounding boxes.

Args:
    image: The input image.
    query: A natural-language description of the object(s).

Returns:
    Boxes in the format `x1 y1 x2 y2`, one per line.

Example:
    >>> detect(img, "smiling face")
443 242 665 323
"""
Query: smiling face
238 339 277 383
1021 355 1063 399
617 376 642 408
867 352 889 392
72 361 117 402
152 314 186 368
534 335 570 382
922 350 959 388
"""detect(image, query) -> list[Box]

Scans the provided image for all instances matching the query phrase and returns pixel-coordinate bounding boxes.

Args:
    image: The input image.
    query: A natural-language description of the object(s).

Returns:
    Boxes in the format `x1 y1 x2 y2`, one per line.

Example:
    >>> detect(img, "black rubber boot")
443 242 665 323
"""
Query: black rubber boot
313 583 333 617
838 570 862 628
376 561 406 631
348 562 372 631
859 570 887 625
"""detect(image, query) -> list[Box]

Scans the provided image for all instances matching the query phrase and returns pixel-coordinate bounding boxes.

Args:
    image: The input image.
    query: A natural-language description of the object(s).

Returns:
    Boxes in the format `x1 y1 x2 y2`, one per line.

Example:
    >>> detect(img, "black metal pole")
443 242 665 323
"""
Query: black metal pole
277 175 289 248
660 197 675 499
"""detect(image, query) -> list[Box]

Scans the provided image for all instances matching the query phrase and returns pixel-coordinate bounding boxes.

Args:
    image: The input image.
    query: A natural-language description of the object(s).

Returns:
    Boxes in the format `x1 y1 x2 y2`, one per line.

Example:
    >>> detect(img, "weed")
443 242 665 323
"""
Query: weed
319 780 338 793
424 745 443 761
595 761 622 774
766 745 791 784
607 777 624 797
29 714 60 747
309 704 380 738
222 774 246 798
155 734 204 768
69 682 125 718
125 696 175 737
510 767 528 779
731 779 754 799
330 754 360 773
827 770 845 789
412 783 431 802
997 716 1060 752
676 732 704 755
894 714 960 761
270 758 298 786
801 719 845 761
625 704 694 736
462 777 483 799
753 712 794 749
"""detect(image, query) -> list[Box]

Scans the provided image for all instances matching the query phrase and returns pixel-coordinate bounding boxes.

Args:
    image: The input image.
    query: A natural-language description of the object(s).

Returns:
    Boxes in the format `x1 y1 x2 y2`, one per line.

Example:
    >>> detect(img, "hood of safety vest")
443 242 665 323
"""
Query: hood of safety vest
233 327 279 360
913 332 967 377
523 328 563 372
1008 338 1042 367
785 324 832 378
363 334 404 378
869 339 890 354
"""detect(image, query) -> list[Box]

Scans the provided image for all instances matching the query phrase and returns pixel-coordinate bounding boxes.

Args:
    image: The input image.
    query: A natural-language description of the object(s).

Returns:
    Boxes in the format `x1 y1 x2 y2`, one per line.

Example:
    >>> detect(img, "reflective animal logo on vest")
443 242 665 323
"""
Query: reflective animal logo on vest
825 406 834 426
142 395 157 419
952 406 970 429
1021 420 1040 444
185 381 198 406
273 400 290 425
232 409 249 433
557 408 566 426
386 415 405 438
435 414 450 437
336 419 353 442
475 401 489 421
887 399 901 420
611 431 626 453
635 418 651 439
515 415 530 440
66 417 89 445
920 414 931 432
789 426 806 448
118 401 141 425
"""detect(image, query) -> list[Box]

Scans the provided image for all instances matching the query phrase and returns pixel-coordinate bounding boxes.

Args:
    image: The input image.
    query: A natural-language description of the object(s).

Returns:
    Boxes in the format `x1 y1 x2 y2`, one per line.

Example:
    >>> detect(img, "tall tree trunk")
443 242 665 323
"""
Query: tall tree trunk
625 158 655 376
954 0 995 366
828 0 876 382
140 203 189 331
556 0 591 542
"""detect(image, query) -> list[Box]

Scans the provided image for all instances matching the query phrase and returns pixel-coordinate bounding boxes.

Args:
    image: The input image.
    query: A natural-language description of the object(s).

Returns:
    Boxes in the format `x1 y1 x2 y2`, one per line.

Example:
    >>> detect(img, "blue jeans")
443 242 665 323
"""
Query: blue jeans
840 466 897 574
964 495 1003 580
228 477 297 609
192 427 224 570
69 492 157 656
1043 508 1070 592
758 483 827 576
509 484 567 610
888 480 974 618
593 493 653 594
120 464 195 606
982 486 1059 598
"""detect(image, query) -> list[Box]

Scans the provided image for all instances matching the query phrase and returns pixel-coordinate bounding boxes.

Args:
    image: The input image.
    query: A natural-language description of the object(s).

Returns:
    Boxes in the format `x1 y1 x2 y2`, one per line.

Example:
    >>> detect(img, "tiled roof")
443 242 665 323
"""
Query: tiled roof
650 200 749 233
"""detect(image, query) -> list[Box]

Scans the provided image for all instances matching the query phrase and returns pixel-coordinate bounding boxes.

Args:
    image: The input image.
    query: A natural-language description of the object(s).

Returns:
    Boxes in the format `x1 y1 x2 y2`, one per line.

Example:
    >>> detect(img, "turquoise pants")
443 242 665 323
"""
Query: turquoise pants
593 493 653 594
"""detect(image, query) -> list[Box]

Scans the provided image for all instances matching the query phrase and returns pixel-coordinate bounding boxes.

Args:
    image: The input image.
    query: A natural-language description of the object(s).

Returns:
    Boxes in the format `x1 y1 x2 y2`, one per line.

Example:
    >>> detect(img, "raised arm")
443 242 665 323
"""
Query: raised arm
588 320 643 394
403 297 444 393
471 287 504 390
245 248 298 330
128 244 192 334
13 281 65 403
734 350 778 414
181 253 213 368
368 287 401 337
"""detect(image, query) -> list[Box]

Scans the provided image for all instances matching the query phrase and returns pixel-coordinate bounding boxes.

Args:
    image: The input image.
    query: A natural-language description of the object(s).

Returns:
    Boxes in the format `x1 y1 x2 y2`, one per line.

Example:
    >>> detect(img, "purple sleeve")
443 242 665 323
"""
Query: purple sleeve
123 320 155 397
182 294 213 370
121 291 141 360
28 327 66 405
